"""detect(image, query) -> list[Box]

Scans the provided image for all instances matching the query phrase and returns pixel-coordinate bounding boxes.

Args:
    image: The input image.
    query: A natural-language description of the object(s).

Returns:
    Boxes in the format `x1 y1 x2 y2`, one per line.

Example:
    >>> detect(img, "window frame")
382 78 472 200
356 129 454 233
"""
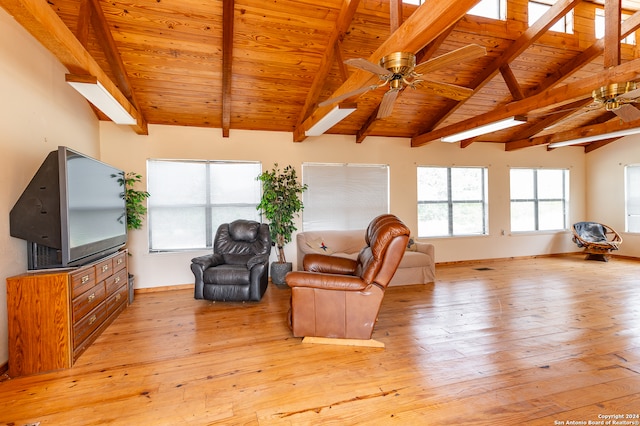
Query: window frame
147 159 262 252
509 168 569 233
417 166 489 238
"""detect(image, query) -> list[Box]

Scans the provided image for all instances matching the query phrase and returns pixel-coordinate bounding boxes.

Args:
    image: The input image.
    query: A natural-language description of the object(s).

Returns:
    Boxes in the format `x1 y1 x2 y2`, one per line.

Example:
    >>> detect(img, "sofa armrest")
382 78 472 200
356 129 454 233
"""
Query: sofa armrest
303 253 358 275
285 271 367 291
191 253 224 270
414 241 434 259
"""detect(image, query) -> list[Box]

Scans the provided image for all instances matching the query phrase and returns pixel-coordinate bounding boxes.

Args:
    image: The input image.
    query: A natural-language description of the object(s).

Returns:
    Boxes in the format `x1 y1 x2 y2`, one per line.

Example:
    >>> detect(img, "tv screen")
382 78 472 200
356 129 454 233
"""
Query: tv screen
10 146 128 269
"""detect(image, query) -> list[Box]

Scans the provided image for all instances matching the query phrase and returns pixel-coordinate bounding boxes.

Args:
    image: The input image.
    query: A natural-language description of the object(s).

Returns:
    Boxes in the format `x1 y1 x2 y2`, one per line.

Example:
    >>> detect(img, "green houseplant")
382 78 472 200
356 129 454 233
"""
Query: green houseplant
116 172 151 231
257 164 307 285
115 171 150 303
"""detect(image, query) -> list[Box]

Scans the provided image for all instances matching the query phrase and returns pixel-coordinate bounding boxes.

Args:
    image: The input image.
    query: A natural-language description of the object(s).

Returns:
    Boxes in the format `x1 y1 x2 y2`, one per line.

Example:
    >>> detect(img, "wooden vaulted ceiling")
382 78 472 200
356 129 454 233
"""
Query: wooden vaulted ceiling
3 0 640 151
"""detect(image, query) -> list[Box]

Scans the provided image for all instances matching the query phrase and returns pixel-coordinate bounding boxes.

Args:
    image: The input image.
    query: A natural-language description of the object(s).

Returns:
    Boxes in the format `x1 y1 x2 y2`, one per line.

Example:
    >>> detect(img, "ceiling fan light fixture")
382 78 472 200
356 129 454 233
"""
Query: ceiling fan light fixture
305 103 357 136
441 116 527 143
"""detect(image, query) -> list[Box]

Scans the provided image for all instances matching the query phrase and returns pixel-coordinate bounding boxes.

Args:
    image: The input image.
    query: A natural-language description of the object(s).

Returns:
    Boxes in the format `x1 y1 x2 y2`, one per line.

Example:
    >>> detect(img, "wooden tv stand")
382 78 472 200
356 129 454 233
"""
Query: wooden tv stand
6 250 129 377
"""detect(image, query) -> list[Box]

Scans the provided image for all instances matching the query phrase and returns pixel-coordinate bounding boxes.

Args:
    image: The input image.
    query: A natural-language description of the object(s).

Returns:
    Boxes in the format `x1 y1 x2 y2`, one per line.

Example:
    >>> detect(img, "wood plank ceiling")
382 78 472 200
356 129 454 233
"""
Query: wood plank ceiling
3 0 640 151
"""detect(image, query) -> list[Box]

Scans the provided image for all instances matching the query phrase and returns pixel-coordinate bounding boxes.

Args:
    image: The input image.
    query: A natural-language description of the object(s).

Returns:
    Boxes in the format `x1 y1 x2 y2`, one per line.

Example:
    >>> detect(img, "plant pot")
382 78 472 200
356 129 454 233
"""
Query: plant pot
270 262 292 286
128 273 135 304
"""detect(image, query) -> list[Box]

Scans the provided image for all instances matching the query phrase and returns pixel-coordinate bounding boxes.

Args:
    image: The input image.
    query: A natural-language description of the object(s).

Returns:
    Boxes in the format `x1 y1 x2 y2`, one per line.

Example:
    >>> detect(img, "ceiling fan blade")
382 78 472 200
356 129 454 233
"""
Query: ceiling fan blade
617 87 640 100
413 44 487 74
377 89 400 119
419 79 474 101
318 84 377 107
344 57 392 77
613 104 640 122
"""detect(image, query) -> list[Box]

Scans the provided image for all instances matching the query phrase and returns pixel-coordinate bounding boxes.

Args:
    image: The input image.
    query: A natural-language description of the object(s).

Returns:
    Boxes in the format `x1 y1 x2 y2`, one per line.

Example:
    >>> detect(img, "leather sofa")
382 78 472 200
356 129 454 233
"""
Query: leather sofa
296 227 435 286
286 214 410 340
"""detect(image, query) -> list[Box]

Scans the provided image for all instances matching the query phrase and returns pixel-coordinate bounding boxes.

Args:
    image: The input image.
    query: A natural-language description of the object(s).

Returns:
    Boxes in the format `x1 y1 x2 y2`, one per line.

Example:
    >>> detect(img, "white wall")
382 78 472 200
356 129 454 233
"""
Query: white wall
99 123 587 290
585 135 640 258
0 9 101 367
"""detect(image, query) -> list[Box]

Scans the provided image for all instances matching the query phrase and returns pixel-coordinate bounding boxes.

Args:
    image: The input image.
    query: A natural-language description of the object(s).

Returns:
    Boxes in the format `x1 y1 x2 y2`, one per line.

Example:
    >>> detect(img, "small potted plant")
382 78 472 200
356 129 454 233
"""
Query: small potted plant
257 164 307 285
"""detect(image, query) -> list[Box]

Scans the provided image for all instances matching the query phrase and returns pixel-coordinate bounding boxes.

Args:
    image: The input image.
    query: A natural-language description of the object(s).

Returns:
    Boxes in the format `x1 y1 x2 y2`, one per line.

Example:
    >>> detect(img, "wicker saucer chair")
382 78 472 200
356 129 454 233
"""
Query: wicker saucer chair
571 221 622 262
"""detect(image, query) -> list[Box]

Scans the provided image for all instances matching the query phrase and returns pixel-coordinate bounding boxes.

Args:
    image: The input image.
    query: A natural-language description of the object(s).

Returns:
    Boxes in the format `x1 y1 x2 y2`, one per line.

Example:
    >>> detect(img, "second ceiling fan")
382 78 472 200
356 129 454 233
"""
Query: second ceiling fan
319 44 487 119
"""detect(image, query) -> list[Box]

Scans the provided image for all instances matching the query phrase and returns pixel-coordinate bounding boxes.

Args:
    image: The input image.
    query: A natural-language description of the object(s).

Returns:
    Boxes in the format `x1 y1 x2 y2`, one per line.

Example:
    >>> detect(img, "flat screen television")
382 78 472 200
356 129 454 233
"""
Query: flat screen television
10 146 128 270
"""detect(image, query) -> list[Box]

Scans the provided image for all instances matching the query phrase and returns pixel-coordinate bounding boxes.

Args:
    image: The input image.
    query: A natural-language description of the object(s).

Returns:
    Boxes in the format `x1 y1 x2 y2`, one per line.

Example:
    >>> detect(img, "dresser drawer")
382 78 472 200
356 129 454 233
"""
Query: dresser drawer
95 258 113 283
107 284 128 316
71 268 96 299
106 268 128 295
112 251 127 273
72 282 106 322
73 304 107 346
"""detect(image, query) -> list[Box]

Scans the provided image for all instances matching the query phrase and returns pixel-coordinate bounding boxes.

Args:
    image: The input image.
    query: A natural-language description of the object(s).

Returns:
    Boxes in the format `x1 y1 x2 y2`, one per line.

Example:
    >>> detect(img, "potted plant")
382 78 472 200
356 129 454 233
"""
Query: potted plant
115 171 150 303
257 164 307 285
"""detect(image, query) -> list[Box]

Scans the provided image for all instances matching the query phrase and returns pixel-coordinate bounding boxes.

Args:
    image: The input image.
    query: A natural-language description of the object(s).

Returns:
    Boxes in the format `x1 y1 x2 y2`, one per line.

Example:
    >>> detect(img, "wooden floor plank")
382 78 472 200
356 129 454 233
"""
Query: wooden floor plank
1 254 639 425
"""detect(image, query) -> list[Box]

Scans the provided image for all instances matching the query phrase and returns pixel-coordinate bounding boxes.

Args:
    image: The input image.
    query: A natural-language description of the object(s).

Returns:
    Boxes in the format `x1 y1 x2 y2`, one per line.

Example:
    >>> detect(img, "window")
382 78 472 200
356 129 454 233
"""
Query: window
417 166 488 237
529 1 574 34
302 163 389 231
625 165 640 232
147 160 261 251
469 0 506 20
595 8 636 45
510 168 569 232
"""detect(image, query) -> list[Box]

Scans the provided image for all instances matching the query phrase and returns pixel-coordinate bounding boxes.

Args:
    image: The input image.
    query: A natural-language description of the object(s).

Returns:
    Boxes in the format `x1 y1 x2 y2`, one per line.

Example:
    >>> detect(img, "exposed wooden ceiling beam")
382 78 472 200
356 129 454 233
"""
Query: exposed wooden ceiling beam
222 0 234 138
295 0 360 128
88 0 134 102
0 0 146 134
522 117 640 149
75 0 91 47
390 0 403 32
525 10 640 97
416 0 582 136
604 0 622 67
412 56 640 147
293 0 483 142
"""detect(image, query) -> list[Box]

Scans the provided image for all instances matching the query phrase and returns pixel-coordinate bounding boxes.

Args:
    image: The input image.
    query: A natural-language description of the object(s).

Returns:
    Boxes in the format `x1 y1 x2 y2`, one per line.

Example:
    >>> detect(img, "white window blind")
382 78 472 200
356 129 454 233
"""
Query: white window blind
147 160 261 251
302 163 389 231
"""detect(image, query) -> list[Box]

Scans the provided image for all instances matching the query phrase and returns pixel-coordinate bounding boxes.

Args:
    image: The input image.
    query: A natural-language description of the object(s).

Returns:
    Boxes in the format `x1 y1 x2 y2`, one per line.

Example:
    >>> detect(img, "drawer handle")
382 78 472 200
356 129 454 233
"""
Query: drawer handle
115 294 121 301
81 275 90 284
115 276 121 284
102 265 109 273
87 293 95 302
117 258 123 265
89 315 97 325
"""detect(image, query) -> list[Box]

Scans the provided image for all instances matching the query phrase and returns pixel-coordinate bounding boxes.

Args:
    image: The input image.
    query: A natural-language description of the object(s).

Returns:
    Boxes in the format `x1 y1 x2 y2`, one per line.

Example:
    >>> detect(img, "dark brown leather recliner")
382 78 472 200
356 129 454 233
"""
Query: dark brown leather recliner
285 214 410 340
191 220 271 301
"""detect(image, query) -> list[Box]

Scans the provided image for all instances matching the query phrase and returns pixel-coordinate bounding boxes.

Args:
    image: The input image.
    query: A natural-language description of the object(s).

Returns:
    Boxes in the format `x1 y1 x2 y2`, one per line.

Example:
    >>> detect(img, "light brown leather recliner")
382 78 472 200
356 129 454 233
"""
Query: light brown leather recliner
285 214 410 340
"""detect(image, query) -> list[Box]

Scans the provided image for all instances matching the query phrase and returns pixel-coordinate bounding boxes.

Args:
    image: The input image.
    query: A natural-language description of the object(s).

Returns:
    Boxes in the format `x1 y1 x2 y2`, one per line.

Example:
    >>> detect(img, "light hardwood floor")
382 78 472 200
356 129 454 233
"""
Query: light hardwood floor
1 255 639 425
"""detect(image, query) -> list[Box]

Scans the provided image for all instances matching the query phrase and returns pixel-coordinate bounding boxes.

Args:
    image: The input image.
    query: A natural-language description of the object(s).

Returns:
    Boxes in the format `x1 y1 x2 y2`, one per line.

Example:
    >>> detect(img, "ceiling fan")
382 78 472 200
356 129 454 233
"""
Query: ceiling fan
318 44 487 119
591 82 640 122
534 82 640 124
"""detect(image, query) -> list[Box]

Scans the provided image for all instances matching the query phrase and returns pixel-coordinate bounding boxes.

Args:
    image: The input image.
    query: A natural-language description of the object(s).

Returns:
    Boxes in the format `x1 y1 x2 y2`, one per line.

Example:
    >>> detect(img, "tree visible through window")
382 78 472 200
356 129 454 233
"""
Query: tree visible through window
510 168 569 232
147 160 261 251
417 166 488 237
